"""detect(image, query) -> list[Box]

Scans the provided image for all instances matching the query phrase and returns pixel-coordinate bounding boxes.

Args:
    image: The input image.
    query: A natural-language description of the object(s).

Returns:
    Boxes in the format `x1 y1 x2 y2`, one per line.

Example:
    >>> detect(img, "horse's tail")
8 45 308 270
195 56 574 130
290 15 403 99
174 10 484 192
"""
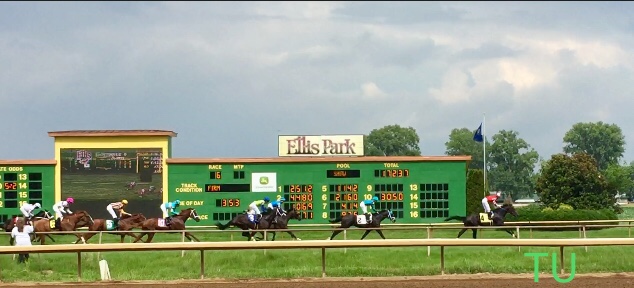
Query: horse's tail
444 216 466 222
215 220 232 230
329 217 342 224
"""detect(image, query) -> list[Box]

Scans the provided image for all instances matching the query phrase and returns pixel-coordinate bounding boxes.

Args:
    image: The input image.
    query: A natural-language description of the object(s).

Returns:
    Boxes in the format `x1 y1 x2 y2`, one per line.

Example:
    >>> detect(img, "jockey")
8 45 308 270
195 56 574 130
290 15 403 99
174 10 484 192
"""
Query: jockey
360 196 379 223
20 202 41 223
268 197 286 223
107 200 131 224
482 192 502 218
247 197 270 222
53 198 74 221
160 200 180 222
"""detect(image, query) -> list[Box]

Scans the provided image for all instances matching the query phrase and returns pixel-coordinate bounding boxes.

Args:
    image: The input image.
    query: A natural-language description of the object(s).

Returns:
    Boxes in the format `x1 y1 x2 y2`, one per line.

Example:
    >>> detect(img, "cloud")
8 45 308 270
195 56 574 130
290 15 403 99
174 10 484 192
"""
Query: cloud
0 1 633 164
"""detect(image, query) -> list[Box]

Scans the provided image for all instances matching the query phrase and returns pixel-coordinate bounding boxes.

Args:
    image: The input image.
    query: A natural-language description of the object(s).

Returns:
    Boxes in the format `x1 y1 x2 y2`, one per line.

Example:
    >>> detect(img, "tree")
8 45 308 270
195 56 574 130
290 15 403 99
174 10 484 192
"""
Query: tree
562 121 626 170
487 130 539 199
466 169 486 214
444 128 491 169
536 152 616 211
603 162 634 196
364 125 421 156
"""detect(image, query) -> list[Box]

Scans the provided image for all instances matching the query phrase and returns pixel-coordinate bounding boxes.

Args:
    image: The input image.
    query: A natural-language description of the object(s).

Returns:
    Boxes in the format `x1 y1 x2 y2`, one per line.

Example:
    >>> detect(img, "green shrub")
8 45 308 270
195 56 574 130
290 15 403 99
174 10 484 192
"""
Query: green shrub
558 204 574 211
466 169 485 215
505 204 619 231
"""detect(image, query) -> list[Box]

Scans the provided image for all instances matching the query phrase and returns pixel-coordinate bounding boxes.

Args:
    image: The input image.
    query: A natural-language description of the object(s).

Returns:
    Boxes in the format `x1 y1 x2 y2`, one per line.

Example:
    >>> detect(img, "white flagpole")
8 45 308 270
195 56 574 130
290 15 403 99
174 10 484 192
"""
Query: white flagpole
483 113 487 197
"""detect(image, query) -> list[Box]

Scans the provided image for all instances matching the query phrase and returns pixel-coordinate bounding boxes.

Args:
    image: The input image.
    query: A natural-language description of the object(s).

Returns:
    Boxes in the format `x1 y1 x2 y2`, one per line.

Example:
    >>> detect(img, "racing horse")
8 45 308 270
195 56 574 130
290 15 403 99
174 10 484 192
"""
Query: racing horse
444 198 519 239
327 210 396 240
132 208 201 243
254 207 302 241
32 210 94 245
215 210 277 241
4 210 55 245
75 213 146 244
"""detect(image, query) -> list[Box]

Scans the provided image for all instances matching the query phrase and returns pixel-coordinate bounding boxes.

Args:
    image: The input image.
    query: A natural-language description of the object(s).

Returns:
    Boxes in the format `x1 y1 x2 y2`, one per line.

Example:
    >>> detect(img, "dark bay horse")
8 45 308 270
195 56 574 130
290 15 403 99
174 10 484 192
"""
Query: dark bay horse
327 210 396 240
133 208 201 243
255 208 302 241
76 213 146 244
4 210 54 245
32 210 94 245
216 211 276 241
444 202 519 239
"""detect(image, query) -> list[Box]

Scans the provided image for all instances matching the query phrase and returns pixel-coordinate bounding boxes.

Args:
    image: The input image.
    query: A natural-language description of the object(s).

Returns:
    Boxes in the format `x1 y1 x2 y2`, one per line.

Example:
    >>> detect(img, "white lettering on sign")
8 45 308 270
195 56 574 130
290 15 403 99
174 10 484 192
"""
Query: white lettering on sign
175 183 203 193
278 135 364 157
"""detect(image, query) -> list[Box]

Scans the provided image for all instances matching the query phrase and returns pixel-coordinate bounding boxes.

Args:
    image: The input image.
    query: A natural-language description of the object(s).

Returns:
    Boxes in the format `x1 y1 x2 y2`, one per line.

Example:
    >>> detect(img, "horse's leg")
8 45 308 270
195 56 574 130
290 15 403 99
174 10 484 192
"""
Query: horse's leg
504 229 516 238
456 228 468 238
145 232 156 243
375 229 387 240
184 232 200 242
360 229 371 240
327 227 344 240
133 231 148 243
472 228 478 239
46 234 56 242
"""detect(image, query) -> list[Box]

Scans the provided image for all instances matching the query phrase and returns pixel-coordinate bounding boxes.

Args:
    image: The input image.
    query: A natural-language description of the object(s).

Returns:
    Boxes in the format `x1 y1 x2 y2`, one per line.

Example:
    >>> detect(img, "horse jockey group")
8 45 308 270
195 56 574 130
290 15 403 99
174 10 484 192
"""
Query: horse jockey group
13 198 74 227
245 195 287 224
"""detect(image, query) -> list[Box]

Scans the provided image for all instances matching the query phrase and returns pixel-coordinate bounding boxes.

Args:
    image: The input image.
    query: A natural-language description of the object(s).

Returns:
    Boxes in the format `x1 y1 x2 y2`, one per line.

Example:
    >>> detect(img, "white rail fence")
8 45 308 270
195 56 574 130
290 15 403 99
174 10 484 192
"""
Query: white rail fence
2 238 634 281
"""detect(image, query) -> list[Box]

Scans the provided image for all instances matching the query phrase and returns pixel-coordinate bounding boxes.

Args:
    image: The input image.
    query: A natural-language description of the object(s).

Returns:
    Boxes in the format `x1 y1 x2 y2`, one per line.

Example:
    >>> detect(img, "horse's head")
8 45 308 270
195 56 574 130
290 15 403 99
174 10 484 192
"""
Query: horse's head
501 203 519 217
381 210 396 223
287 208 301 221
184 208 201 222
74 210 94 226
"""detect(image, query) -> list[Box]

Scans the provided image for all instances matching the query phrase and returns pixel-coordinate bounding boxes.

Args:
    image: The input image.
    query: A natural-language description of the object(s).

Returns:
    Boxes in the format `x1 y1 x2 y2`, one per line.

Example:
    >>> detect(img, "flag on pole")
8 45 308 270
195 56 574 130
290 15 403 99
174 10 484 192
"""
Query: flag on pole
473 123 483 142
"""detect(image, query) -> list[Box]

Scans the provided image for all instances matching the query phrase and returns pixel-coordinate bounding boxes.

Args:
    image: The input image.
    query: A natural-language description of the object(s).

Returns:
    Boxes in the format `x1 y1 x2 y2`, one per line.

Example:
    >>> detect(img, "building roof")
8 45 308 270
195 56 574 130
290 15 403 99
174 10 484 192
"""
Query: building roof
0 160 57 165
167 155 472 164
48 130 177 137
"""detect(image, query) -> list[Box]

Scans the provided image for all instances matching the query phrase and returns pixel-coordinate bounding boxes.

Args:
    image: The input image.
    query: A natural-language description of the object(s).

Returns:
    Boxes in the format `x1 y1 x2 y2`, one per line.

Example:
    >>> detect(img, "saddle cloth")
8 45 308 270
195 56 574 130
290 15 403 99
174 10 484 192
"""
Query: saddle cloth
157 218 167 227
479 213 493 224
356 215 370 225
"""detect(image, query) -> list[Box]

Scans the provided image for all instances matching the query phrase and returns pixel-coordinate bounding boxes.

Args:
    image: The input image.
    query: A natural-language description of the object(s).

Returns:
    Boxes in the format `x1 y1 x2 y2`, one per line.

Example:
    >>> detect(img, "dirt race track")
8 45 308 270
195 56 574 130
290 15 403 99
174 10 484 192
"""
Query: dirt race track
4 273 634 288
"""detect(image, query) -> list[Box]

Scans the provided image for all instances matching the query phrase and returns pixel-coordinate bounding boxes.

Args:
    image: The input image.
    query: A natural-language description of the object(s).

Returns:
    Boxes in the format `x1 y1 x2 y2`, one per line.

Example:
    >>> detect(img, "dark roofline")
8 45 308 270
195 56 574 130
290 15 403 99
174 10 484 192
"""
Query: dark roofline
48 130 177 137
167 155 472 164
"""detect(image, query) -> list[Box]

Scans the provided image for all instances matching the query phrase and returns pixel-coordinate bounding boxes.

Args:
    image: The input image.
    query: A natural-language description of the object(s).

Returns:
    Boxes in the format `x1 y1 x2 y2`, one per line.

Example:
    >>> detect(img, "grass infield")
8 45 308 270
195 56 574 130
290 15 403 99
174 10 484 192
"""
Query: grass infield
1 224 634 282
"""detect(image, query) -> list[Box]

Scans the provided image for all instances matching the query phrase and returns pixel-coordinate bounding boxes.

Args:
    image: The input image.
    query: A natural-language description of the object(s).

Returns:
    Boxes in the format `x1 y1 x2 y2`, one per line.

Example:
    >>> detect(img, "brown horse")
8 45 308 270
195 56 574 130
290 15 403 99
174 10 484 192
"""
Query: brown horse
75 213 146 244
4 210 55 245
32 210 94 245
132 208 201 243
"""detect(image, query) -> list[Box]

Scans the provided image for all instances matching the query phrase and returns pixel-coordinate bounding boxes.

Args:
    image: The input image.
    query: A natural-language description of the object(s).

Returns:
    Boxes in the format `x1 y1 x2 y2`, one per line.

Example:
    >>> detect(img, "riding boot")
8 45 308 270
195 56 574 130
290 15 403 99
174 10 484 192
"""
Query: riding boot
365 213 371 224
489 211 494 219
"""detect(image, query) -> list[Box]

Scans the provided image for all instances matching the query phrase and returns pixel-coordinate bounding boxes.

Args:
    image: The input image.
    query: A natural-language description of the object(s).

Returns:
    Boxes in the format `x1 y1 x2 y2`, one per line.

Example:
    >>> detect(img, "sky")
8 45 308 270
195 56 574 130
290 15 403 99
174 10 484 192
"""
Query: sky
1 1 633 164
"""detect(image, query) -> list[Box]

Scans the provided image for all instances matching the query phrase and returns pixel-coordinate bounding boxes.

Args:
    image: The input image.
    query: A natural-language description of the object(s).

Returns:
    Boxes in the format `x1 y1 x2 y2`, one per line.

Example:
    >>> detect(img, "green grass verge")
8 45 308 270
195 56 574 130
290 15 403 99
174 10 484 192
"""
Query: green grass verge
2 225 634 282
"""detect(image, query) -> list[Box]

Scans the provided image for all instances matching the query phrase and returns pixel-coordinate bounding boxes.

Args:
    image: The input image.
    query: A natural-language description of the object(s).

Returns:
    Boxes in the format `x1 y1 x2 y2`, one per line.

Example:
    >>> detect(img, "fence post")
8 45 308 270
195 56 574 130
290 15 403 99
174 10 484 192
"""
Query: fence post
440 246 445 275
181 231 185 257
321 247 326 278
77 252 82 281
582 225 587 252
200 250 205 279
427 227 432 257
629 222 632 238
516 226 521 252
343 229 347 254
559 246 565 274
97 231 103 260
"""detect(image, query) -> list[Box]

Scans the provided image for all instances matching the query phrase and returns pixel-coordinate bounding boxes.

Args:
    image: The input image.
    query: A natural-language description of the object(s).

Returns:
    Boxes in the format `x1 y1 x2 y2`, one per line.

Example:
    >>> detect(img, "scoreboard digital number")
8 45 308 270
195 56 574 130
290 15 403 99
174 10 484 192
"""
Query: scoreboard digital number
167 157 468 226
0 163 56 224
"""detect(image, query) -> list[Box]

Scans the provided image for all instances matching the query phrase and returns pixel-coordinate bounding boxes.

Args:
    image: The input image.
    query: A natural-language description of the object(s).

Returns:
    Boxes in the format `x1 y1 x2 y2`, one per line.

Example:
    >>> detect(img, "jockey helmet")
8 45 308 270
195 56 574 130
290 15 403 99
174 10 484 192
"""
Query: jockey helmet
496 192 501 197
174 200 181 205
264 196 270 202
34 203 41 208
279 197 286 202
66 197 74 204
372 196 379 201
122 199 128 205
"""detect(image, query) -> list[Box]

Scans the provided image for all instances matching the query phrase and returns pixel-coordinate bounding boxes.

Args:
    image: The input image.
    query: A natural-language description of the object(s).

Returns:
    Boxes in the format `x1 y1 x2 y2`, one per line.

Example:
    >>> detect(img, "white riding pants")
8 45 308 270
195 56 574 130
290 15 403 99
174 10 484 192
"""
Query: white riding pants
359 202 368 214
482 198 491 213
248 203 261 215
160 203 168 217
106 205 117 219
20 207 32 218
53 206 65 220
